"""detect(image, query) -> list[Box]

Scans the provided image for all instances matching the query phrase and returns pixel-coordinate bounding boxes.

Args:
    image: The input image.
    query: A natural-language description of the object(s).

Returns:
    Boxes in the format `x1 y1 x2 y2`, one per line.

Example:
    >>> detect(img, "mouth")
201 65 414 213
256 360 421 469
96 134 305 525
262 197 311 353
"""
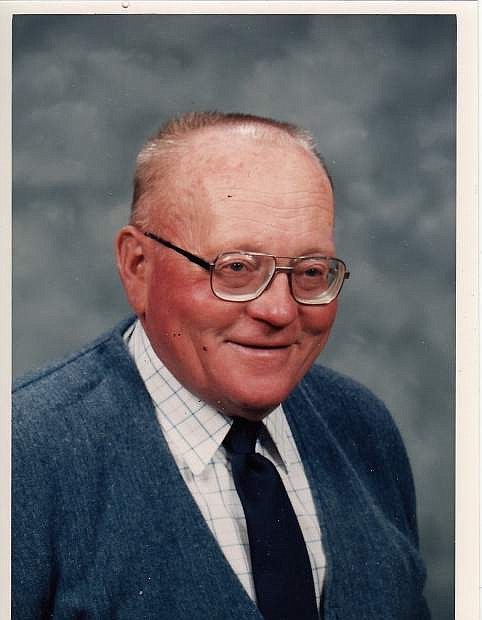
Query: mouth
237 343 290 349
227 341 295 351
222 340 300 370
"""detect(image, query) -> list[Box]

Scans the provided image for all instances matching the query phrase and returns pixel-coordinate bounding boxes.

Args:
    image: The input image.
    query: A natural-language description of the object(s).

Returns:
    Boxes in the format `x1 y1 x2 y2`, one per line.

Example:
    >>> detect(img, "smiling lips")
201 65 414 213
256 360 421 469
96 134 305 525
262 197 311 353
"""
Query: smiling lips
228 340 294 350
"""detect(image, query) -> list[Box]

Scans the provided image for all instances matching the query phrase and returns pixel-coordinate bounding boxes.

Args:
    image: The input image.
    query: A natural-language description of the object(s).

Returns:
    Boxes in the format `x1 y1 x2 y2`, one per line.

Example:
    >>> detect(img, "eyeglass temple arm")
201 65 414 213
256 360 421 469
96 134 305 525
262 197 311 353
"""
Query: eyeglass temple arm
143 232 212 271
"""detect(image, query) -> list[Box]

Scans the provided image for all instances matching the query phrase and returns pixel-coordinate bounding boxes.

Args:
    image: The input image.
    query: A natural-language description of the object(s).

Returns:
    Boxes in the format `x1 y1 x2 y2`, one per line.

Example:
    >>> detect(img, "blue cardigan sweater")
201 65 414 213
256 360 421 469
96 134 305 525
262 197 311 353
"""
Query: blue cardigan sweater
12 318 430 619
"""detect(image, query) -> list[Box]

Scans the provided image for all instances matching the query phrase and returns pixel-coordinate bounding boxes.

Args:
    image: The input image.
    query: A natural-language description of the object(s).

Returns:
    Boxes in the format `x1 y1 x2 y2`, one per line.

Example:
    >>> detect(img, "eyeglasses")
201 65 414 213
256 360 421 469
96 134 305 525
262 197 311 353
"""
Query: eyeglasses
144 231 350 305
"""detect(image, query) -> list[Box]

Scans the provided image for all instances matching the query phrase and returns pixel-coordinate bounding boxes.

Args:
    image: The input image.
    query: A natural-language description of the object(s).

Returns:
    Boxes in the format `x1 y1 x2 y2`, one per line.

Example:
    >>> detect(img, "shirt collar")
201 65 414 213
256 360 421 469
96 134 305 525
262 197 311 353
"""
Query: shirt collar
125 320 291 475
261 405 292 472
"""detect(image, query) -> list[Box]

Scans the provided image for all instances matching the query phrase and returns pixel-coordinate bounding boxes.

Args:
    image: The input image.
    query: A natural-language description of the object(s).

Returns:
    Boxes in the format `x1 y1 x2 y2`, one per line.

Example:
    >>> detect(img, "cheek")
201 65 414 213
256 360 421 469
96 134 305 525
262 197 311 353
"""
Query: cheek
303 300 338 334
145 277 241 349
300 301 338 356
142 287 208 384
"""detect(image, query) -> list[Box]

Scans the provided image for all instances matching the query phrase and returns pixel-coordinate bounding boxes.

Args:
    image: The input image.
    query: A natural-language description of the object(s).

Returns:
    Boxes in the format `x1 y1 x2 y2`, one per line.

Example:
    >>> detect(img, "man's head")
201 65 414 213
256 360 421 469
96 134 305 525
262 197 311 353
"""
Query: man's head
116 112 344 420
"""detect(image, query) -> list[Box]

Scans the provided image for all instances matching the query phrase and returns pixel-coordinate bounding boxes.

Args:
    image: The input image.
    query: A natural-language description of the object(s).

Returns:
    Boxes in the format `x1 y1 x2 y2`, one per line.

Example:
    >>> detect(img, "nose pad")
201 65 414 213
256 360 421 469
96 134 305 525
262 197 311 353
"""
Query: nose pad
263 268 293 296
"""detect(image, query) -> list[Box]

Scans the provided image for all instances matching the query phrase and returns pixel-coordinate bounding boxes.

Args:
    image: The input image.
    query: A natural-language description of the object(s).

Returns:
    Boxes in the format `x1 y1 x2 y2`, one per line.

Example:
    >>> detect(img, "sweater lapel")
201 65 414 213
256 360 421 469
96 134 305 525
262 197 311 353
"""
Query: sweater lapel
103 323 263 619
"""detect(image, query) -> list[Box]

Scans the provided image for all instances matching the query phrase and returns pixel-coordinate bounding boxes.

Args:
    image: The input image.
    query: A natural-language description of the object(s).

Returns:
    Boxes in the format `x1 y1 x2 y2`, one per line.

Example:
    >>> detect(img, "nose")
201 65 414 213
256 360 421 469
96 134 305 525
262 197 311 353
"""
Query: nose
245 272 298 327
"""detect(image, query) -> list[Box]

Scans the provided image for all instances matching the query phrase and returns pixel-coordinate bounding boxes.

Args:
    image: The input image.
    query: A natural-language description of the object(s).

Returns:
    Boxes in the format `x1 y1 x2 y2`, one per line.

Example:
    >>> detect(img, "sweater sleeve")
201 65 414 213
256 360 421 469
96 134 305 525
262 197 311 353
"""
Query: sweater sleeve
12 400 60 619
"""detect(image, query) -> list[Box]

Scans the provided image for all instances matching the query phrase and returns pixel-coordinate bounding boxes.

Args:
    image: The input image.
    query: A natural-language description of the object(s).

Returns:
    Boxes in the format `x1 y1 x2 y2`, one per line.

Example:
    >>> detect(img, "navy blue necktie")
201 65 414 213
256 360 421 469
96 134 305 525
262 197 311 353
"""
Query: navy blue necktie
223 417 319 620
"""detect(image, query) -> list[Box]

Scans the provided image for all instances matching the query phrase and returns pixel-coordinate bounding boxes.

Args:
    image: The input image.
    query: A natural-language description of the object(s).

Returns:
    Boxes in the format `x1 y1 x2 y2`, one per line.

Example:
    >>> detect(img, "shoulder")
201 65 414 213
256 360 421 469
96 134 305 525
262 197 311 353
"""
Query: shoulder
13 316 136 408
290 363 393 433
286 364 411 489
12 317 139 448
12 316 147 527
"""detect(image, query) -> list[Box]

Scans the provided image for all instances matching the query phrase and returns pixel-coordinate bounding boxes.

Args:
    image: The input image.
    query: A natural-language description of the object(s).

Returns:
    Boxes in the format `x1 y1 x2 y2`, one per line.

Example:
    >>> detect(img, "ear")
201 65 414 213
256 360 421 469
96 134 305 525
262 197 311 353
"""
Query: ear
115 225 150 318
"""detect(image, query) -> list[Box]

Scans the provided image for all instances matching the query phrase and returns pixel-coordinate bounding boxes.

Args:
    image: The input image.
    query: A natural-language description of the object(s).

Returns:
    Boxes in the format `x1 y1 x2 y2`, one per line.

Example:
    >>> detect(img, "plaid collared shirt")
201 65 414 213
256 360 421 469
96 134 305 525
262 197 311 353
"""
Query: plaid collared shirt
125 320 326 605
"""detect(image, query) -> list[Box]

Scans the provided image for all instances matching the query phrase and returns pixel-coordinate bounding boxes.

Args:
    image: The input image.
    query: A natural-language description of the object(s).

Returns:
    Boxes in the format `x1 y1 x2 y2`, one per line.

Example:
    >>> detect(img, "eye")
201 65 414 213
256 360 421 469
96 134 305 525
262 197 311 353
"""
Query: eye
298 261 329 278
304 266 327 278
228 262 248 273
293 258 333 291
216 254 259 274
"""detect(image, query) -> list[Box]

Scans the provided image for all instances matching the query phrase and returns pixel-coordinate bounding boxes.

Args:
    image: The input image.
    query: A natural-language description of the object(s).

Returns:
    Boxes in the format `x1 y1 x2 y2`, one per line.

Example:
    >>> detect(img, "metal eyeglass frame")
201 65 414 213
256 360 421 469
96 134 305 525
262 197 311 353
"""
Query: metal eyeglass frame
143 231 350 305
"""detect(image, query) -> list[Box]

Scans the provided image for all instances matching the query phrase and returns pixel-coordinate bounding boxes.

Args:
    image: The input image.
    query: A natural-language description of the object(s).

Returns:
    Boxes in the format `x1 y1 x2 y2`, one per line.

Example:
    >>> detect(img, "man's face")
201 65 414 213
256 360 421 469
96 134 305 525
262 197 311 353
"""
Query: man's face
138 130 337 420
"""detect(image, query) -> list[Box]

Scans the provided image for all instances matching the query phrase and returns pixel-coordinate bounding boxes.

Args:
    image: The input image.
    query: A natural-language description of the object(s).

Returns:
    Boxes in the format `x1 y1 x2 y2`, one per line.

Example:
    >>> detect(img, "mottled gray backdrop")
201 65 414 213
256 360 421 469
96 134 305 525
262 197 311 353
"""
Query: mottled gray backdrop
13 14 455 618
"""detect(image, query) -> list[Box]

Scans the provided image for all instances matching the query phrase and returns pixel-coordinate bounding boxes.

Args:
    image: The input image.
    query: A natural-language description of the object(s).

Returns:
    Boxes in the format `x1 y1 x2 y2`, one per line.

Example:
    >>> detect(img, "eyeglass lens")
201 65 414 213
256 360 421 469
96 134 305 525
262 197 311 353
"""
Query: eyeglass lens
212 253 345 304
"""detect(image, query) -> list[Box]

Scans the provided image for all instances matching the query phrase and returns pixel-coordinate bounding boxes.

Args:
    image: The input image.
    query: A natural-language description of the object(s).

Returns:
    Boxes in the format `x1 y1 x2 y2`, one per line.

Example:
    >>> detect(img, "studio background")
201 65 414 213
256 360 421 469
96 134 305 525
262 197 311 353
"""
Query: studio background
12 14 455 619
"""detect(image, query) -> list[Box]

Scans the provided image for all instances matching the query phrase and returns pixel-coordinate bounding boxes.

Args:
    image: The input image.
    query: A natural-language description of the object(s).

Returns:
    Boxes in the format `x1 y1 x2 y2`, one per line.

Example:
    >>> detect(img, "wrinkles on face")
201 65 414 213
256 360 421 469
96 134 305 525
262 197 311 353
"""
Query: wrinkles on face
210 191 332 217
202 188 335 258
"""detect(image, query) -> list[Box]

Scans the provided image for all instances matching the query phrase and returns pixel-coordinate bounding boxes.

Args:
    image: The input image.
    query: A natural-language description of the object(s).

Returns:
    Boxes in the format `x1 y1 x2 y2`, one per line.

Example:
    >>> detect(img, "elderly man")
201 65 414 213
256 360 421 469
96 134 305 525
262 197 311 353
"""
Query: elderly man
13 112 429 619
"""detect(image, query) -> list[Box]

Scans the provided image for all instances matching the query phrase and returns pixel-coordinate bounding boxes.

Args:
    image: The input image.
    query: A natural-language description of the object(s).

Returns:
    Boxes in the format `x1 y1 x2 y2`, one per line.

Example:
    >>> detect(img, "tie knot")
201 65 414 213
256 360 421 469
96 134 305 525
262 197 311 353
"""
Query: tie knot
223 417 261 455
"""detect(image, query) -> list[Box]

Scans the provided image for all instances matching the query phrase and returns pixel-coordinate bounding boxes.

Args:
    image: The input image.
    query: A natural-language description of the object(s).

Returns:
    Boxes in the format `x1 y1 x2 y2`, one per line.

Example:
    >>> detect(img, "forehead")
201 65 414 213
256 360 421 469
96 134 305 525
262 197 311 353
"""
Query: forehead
153 128 334 251
185 127 331 190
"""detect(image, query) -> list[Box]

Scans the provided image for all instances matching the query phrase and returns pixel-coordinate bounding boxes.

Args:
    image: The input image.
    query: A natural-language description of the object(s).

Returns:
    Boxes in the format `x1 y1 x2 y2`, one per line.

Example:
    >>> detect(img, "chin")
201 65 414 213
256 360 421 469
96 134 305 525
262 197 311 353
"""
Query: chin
218 382 297 419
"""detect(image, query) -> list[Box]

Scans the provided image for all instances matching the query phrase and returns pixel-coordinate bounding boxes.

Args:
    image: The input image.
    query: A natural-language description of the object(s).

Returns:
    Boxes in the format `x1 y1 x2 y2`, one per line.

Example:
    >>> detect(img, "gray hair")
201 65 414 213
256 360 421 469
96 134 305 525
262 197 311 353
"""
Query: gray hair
130 111 333 229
